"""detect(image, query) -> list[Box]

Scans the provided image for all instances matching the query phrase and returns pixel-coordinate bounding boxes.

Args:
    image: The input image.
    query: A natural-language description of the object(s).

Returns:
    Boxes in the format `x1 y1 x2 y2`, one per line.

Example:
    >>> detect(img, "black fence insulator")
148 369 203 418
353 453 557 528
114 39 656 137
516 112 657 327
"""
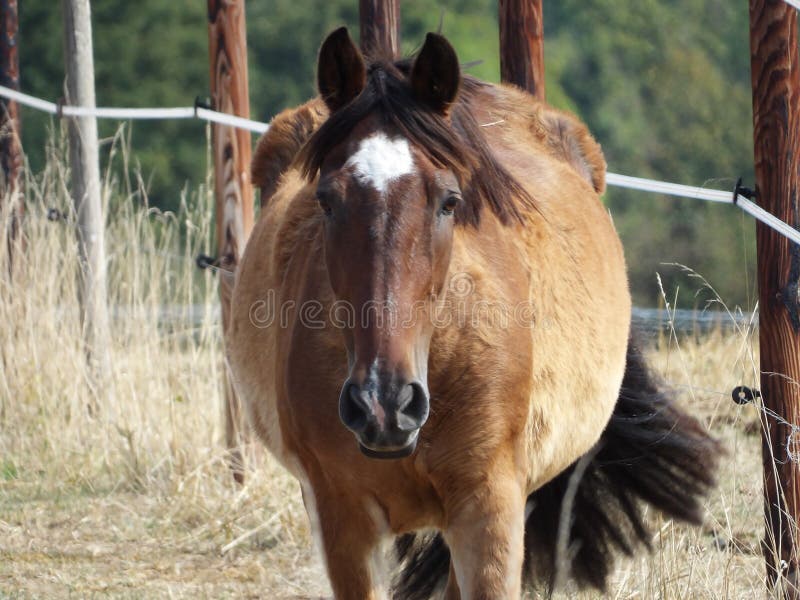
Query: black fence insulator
733 177 757 205
47 208 66 222
732 385 761 405
194 95 213 118
196 253 219 270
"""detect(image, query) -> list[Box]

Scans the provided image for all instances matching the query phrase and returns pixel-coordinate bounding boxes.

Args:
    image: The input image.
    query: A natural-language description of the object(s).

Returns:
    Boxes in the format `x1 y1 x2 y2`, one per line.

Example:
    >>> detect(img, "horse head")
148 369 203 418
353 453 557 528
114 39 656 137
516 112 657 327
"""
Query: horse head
300 28 465 458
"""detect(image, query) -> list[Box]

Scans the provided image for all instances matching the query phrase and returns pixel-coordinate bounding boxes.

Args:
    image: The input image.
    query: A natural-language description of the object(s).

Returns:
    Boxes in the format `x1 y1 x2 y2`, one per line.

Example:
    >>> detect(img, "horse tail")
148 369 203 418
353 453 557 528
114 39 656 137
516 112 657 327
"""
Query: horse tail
392 532 450 600
522 333 721 590
392 332 720 597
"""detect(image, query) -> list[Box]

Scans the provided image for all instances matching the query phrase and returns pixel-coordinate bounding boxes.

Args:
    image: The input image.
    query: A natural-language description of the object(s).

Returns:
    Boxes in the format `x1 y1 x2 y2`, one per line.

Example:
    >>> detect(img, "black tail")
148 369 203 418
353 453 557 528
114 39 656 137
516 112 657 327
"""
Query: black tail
392 335 720 598
522 336 721 590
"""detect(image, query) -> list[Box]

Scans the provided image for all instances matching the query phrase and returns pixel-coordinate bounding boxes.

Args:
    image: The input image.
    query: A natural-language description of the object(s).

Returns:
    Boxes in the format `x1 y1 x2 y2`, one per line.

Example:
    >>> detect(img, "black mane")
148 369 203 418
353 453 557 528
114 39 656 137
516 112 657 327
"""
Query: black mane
298 59 536 227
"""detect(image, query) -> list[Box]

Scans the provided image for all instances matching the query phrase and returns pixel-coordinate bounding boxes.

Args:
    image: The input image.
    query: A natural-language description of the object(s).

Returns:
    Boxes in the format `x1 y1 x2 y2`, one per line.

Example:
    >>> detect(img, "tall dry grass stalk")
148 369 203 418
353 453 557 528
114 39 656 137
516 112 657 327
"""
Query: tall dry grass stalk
0 129 328 597
0 128 788 598
0 126 224 490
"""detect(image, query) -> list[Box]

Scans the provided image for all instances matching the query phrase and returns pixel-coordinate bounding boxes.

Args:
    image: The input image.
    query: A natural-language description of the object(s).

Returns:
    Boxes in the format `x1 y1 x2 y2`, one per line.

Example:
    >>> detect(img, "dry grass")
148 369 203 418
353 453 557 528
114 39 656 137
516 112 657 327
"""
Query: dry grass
0 134 778 598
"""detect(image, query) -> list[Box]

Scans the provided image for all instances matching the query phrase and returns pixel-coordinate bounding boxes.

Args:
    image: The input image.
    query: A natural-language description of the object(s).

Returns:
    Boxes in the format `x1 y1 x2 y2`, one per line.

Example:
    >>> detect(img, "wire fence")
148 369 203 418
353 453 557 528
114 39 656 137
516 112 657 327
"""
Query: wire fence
785 0 800 12
5 83 799 462
1 84 797 246
606 173 800 245
669 379 800 465
0 84 268 134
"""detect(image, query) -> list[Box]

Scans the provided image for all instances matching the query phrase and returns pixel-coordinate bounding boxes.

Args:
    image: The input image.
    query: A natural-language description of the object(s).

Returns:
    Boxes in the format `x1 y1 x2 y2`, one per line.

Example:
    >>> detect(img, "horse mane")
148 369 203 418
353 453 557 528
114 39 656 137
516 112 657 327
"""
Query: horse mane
297 59 536 227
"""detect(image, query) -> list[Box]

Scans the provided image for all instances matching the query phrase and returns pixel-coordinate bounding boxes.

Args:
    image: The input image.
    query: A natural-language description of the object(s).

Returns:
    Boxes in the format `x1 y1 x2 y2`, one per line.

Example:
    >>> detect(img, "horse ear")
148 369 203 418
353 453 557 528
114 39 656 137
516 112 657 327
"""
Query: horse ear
410 33 461 114
317 27 367 113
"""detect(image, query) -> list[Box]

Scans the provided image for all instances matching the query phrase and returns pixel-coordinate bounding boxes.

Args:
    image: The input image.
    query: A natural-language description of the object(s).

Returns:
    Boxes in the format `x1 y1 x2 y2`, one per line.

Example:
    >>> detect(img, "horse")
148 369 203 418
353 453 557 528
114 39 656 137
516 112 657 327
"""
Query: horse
229 27 719 599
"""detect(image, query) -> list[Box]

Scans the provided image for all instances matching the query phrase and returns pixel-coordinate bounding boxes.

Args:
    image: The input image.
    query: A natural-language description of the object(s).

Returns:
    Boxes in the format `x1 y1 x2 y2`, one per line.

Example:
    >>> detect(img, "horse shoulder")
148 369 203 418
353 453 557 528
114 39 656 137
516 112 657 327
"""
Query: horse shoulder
229 169 319 464
251 97 328 203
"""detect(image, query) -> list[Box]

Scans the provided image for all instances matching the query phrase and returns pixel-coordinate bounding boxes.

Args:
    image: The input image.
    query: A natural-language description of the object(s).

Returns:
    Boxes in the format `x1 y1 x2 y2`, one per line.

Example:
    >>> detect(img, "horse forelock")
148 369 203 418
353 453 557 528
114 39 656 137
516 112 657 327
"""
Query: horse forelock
297 61 536 227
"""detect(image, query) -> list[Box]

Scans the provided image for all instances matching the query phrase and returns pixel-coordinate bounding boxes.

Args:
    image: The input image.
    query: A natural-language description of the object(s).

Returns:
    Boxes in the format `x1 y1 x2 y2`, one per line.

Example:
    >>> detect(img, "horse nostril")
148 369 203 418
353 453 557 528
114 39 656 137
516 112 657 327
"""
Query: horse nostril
339 382 370 433
396 382 429 431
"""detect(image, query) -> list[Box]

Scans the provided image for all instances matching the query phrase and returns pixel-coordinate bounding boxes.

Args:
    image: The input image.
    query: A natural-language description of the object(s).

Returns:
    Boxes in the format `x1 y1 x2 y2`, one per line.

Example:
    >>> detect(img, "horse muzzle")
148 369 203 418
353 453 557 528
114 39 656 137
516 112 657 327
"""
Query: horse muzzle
339 376 429 459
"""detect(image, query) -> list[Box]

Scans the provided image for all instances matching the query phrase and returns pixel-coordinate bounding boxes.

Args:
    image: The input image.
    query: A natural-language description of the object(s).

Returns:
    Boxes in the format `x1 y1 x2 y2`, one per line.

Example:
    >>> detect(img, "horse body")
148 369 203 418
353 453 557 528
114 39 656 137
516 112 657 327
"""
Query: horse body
229 29 715 600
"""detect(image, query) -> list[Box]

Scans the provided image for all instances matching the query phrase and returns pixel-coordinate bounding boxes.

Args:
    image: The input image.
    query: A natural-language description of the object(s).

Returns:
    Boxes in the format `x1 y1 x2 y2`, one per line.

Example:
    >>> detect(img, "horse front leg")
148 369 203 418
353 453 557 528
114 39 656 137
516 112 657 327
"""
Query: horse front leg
303 479 388 600
444 562 462 600
443 475 527 600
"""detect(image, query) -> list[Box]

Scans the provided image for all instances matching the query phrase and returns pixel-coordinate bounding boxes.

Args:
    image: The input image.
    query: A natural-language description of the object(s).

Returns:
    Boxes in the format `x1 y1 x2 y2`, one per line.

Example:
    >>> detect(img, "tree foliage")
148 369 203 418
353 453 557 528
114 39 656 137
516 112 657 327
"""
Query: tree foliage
18 0 757 308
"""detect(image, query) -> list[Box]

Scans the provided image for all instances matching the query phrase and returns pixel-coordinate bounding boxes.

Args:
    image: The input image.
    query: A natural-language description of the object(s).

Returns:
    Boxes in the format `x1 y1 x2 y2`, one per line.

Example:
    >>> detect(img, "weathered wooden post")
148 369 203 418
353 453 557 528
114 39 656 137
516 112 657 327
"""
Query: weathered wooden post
359 0 400 58
207 0 254 484
62 0 112 390
0 0 22 274
748 1 800 596
499 0 545 101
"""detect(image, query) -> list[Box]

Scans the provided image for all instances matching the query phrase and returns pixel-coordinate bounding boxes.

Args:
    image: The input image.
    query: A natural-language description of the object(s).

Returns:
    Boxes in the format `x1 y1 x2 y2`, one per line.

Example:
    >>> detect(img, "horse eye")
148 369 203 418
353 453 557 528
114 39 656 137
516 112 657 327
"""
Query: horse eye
441 195 461 216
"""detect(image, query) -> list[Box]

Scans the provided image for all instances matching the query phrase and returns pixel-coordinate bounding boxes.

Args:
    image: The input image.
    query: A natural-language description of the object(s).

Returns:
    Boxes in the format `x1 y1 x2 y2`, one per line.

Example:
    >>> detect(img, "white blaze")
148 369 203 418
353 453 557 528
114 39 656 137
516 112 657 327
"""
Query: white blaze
345 133 415 195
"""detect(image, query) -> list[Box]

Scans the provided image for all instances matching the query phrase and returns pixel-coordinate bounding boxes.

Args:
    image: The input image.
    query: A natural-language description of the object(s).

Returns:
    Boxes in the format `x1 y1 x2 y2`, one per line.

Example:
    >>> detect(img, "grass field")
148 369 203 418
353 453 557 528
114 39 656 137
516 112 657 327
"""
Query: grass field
0 140 777 598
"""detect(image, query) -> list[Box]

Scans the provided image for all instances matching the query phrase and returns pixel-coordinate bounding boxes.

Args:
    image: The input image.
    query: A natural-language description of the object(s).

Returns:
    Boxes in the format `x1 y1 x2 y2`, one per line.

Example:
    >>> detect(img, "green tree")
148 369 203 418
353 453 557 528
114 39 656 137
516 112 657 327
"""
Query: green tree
17 0 759 308
544 0 756 308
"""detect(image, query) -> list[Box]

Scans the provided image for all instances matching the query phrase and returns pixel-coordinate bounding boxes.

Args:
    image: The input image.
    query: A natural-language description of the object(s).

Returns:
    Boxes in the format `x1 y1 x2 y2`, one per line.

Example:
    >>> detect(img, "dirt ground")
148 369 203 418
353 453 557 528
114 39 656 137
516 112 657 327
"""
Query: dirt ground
1 463 331 598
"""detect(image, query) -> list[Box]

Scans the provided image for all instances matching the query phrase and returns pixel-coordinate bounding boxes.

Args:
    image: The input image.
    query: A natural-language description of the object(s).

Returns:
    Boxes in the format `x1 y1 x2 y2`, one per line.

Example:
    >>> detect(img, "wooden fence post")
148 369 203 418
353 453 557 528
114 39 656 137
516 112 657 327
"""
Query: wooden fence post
359 0 400 58
0 0 22 275
499 0 545 101
62 0 112 392
207 0 254 484
749 1 800 596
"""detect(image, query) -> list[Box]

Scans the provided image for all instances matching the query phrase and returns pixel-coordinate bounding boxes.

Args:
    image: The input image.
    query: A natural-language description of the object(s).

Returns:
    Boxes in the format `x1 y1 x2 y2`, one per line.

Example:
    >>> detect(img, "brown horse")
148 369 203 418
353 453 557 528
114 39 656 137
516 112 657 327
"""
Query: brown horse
229 28 719 599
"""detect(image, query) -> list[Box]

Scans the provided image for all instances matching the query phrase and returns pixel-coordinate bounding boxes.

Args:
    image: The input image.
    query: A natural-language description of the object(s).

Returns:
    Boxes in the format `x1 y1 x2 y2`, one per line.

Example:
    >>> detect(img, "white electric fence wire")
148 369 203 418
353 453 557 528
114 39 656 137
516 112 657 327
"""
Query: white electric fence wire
605 172 731 203
0 85 59 114
194 106 268 134
7 83 800 459
605 172 800 245
71 106 195 120
736 194 800 244
0 84 269 134
1 85 798 243
783 0 800 12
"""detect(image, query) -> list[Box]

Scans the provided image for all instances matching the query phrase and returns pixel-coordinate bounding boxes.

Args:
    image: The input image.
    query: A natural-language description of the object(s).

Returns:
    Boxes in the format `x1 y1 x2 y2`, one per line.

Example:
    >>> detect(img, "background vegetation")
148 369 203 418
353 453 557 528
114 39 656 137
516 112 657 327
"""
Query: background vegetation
17 0 756 307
